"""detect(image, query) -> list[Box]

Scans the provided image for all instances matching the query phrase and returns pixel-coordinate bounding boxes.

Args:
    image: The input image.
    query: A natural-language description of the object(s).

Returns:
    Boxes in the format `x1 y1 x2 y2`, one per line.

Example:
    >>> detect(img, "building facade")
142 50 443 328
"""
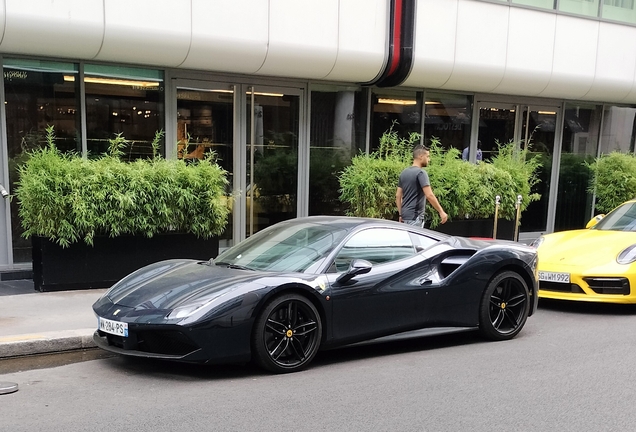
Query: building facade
1 0 636 270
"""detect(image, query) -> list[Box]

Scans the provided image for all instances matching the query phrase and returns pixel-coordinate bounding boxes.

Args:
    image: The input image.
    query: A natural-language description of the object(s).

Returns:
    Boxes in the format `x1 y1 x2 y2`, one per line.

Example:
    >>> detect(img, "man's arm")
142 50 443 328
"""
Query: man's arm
395 187 403 222
423 186 448 224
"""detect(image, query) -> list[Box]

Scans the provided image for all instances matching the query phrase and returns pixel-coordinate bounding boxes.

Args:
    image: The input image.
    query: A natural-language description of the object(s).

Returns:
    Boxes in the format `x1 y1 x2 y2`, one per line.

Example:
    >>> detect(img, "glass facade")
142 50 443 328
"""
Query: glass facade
308 86 367 216
177 86 235 248
555 104 601 231
423 92 472 153
84 65 164 159
370 90 423 153
3 59 81 262
599 105 636 154
3 56 636 266
481 0 636 25
246 89 300 237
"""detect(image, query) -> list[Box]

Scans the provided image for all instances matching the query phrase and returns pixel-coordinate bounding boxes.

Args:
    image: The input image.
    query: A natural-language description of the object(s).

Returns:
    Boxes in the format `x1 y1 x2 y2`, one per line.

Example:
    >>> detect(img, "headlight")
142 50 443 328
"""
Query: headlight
617 245 636 264
167 303 207 320
530 236 544 249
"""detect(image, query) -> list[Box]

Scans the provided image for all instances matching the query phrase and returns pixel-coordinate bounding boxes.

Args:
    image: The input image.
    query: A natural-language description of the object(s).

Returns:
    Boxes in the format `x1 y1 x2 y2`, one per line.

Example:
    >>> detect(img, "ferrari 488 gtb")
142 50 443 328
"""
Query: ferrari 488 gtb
93 216 538 373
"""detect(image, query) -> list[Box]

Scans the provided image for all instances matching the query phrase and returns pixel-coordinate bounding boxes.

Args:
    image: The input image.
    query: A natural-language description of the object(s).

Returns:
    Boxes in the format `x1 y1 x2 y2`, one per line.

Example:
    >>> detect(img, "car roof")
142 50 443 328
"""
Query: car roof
286 216 449 240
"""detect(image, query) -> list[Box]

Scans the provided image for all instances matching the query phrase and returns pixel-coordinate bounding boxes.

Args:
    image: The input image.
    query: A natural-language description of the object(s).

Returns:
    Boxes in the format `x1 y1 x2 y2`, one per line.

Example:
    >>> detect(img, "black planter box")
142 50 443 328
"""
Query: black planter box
433 218 516 241
32 233 219 292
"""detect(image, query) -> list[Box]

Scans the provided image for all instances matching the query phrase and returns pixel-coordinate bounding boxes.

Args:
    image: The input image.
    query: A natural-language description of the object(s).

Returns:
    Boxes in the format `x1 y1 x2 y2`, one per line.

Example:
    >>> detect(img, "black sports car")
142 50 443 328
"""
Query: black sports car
93 216 538 373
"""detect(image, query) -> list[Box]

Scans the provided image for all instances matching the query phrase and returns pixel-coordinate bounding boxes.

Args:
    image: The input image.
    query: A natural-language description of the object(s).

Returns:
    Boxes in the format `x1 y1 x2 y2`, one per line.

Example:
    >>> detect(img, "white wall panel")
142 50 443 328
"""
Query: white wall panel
584 23 636 103
0 0 6 46
0 0 103 59
494 8 555 96
181 0 268 74
324 0 388 83
539 16 598 99
441 0 509 92
95 0 191 66
402 0 458 88
256 0 339 79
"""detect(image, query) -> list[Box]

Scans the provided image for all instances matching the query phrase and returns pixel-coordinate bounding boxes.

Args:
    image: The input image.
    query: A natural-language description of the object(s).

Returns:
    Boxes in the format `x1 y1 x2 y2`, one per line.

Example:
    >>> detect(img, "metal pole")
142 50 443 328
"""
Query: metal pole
493 195 500 239
249 87 255 237
514 194 522 241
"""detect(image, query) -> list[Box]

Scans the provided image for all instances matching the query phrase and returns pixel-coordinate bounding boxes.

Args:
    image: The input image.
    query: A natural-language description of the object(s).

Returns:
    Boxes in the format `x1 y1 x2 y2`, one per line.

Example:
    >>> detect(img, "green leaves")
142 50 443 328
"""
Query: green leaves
588 152 636 213
15 129 230 247
338 132 542 228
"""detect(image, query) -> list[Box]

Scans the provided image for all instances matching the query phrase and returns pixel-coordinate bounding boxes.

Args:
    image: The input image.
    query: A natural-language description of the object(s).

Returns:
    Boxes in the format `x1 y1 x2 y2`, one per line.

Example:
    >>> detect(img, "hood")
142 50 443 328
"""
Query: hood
539 229 636 266
105 259 272 310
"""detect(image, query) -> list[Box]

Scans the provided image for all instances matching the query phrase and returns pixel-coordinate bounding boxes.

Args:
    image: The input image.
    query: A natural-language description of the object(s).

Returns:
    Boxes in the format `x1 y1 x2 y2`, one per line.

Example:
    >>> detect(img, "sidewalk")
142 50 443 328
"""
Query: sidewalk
0 280 105 359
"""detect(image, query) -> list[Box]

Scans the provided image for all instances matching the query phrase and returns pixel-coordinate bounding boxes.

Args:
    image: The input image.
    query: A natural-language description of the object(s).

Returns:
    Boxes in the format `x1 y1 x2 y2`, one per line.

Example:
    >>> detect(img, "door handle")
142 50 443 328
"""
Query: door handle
417 277 432 285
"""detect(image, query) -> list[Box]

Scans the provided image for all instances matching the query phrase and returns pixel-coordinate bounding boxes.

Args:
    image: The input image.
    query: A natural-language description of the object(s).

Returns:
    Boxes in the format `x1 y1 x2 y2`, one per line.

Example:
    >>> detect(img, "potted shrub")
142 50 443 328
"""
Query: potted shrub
15 126 230 291
338 127 541 239
587 151 636 214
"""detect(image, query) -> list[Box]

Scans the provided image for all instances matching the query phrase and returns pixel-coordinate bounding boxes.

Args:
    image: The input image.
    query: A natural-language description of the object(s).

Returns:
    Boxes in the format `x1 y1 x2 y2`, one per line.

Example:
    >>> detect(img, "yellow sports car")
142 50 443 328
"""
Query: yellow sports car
532 199 636 303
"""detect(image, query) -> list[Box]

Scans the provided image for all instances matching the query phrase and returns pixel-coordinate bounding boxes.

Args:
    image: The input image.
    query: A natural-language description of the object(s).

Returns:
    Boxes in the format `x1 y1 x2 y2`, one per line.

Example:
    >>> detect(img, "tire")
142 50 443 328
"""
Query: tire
252 293 322 373
478 270 530 341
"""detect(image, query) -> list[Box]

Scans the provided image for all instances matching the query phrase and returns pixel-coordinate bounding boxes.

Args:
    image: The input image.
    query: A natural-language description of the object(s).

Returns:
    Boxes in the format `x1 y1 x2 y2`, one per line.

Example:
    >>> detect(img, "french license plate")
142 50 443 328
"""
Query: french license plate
538 271 570 284
98 317 128 337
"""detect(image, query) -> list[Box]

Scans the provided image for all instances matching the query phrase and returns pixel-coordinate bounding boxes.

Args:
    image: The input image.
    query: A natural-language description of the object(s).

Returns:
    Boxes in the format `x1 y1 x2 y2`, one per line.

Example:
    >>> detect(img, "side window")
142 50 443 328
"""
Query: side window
332 228 415 272
409 232 438 252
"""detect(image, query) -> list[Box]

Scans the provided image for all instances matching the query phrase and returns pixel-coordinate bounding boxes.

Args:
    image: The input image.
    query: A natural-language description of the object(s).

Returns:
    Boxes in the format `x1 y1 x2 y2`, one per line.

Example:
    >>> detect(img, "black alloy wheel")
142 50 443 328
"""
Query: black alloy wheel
252 293 322 373
478 270 530 341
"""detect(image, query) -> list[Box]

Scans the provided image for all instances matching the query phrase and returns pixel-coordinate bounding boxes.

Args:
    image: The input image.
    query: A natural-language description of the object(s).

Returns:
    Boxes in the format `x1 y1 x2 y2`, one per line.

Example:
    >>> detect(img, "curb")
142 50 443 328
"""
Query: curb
0 328 96 358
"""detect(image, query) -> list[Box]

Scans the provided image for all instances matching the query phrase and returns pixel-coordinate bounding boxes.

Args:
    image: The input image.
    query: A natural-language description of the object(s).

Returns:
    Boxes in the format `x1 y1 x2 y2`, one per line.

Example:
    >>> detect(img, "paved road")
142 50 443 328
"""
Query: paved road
2 300 636 432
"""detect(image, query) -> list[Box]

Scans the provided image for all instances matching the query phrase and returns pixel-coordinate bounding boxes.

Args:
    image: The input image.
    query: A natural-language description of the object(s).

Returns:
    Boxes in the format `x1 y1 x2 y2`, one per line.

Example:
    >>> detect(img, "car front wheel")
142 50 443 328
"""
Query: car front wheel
252 293 322 373
478 270 530 341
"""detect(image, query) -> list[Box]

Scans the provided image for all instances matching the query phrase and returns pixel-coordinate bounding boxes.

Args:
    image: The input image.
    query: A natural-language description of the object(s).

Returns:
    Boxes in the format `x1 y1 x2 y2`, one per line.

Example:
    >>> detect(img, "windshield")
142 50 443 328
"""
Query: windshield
593 202 636 231
214 221 347 273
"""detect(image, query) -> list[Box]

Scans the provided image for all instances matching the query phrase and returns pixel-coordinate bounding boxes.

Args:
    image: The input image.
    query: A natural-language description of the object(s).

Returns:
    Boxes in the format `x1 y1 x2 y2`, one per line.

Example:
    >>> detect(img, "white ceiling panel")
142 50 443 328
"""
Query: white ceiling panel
539 15 598 99
181 0 268 74
256 0 339 79
324 0 388 83
494 8 555 96
0 0 103 59
441 0 509 92
95 0 191 66
401 0 458 88
584 22 636 103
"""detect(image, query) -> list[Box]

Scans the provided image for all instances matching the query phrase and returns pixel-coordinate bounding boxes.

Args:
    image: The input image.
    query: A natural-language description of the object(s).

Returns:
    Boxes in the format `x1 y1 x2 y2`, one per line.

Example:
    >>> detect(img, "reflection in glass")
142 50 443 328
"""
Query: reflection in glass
602 0 636 24
371 91 422 153
593 201 636 231
599 105 636 154
519 108 557 233
555 104 601 231
559 0 600 17
512 0 555 9
477 105 516 161
215 220 347 273
309 87 367 216
84 64 164 159
424 92 472 153
177 87 234 249
3 58 81 262
246 90 299 237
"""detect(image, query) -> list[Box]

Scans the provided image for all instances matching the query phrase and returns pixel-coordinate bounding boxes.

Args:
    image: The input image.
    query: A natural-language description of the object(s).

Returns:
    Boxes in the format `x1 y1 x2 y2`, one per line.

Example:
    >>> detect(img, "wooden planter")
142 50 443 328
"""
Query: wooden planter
433 218 516 241
32 233 219 292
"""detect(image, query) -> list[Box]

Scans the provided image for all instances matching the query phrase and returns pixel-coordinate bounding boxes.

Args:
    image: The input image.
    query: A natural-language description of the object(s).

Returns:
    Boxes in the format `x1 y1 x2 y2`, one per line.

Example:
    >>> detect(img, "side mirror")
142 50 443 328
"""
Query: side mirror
585 214 605 229
336 259 372 284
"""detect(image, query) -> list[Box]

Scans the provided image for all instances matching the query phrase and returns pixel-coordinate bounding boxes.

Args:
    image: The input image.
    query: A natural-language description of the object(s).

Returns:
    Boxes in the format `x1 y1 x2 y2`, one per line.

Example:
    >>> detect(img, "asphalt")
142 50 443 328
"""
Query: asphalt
0 280 105 360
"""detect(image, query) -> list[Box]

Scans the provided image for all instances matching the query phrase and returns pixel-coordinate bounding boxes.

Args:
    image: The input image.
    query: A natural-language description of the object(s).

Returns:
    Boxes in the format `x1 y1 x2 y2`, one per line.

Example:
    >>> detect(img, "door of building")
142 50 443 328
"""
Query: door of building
475 98 561 241
245 85 302 238
175 81 236 251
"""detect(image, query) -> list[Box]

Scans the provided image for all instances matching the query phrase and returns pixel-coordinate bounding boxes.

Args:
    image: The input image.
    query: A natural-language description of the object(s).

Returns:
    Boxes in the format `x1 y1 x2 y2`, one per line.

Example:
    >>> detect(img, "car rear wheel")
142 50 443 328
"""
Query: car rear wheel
478 270 530 341
252 293 322 373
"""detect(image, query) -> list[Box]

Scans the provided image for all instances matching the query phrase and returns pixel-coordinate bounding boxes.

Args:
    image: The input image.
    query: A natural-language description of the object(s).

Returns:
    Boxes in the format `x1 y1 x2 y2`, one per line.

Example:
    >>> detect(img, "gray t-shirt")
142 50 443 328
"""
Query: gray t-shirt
398 166 430 221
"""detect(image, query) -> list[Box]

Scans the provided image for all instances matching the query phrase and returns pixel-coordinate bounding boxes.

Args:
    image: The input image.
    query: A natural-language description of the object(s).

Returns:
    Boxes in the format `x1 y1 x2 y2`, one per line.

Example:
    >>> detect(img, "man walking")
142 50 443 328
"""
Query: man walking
396 145 448 227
